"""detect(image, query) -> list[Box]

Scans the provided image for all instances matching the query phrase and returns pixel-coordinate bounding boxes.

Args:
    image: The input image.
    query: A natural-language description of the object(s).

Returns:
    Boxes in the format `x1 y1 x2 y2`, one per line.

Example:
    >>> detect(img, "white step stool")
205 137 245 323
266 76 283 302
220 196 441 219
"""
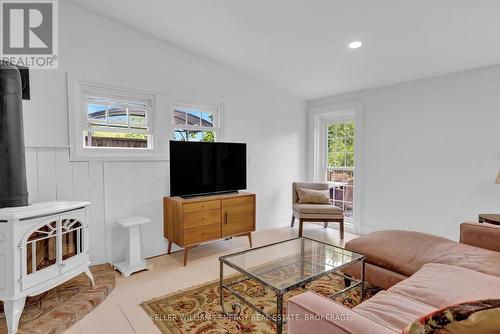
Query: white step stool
113 216 151 277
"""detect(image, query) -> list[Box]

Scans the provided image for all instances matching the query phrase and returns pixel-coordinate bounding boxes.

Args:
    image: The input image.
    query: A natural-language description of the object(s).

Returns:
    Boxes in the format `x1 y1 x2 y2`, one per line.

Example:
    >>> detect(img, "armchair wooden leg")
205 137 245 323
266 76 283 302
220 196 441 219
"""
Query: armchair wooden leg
339 219 345 240
324 221 329 228
291 214 295 228
299 219 304 237
183 247 191 266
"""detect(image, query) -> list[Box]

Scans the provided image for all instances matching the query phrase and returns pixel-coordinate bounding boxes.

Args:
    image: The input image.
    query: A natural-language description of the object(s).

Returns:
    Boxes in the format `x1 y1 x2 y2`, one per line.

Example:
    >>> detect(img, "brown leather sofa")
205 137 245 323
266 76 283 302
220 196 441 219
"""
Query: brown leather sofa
287 222 500 334
342 223 500 289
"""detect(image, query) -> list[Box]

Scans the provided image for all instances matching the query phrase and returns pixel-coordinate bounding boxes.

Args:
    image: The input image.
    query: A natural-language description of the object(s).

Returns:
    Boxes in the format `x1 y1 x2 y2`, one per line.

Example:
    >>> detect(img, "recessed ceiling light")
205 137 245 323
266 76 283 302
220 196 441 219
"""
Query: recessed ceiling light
347 41 363 49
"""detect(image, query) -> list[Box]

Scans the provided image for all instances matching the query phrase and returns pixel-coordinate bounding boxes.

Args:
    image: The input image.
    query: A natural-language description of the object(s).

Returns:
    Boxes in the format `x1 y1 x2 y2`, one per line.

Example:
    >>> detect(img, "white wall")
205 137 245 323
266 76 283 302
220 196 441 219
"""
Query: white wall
22 2 307 264
308 66 500 241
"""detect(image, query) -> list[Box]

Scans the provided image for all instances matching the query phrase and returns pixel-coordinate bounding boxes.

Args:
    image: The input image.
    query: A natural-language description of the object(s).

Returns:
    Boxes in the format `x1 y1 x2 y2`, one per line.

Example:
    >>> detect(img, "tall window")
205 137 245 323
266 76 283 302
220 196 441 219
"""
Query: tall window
327 121 355 218
172 104 220 142
84 94 152 149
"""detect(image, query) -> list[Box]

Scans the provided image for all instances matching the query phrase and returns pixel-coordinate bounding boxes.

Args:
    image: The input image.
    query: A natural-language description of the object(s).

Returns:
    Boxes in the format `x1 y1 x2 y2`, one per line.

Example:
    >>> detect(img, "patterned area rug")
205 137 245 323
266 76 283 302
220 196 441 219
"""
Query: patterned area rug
142 273 381 334
0 264 115 334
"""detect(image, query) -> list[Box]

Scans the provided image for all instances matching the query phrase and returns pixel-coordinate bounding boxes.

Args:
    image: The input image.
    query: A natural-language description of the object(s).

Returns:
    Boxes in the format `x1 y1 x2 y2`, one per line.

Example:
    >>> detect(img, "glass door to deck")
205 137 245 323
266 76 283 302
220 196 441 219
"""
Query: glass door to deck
326 120 355 221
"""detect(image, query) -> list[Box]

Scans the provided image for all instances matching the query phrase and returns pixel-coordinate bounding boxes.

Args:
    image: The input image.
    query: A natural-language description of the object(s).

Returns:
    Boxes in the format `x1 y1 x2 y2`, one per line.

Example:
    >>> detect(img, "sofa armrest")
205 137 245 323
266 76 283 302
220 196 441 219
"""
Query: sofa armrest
287 292 395 334
460 222 500 252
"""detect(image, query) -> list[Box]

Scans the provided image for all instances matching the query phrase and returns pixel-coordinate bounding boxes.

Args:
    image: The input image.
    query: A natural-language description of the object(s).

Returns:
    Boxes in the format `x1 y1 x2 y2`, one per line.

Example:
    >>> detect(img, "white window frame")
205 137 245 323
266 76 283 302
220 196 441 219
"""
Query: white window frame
68 78 167 161
171 102 223 141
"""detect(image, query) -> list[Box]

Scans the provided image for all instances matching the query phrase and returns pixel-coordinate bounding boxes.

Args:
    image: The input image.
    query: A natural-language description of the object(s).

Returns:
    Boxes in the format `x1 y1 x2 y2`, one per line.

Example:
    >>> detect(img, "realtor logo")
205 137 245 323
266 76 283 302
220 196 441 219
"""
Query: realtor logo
1 0 58 69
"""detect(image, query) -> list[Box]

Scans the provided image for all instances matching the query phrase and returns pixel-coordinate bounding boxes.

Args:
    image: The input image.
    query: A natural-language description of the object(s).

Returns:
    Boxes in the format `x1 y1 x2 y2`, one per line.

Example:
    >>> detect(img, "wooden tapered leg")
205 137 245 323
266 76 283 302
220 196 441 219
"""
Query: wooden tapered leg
339 220 345 240
324 221 329 228
299 219 304 237
167 240 172 254
291 214 295 228
183 247 190 266
247 233 253 248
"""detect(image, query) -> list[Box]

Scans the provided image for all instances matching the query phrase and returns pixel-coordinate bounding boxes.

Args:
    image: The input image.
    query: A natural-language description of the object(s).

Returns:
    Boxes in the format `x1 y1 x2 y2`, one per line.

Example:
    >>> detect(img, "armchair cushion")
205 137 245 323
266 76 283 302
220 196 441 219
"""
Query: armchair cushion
292 182 330 205
293 203 343 215
296 188 331 204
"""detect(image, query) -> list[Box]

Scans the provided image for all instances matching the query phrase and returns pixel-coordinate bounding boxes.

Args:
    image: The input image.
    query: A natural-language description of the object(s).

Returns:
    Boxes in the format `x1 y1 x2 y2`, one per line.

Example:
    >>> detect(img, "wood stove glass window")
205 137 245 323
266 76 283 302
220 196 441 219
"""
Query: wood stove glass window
26 222 57 274
61 219 84 261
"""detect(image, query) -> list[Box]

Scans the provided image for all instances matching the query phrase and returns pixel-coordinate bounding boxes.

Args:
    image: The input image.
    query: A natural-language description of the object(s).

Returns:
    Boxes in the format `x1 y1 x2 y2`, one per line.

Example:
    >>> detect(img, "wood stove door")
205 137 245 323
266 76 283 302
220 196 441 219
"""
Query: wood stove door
59 210 87 274
21 215 61 291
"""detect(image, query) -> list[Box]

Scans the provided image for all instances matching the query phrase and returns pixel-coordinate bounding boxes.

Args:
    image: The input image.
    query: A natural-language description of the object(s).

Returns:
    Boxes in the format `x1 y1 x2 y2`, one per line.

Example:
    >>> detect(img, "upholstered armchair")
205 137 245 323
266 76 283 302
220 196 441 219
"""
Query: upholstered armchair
291 182 344 239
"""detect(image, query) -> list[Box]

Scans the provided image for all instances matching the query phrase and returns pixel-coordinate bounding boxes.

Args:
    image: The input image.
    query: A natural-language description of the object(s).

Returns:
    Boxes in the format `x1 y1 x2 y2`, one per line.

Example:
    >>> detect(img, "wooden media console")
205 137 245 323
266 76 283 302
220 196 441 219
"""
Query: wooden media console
164 192 256 265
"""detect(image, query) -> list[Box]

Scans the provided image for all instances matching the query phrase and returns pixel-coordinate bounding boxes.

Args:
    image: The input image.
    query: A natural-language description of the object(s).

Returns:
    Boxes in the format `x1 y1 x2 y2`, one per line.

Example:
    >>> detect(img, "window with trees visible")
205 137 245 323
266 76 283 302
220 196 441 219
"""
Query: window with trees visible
84 94 152 149
328 121 354 169
327 120 355 218
172 104 220 142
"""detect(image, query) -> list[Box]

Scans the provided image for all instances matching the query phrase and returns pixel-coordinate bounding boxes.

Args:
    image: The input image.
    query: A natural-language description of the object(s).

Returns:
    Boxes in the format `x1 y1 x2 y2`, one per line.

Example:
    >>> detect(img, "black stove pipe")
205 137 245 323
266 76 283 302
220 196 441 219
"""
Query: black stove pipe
0 63 29 208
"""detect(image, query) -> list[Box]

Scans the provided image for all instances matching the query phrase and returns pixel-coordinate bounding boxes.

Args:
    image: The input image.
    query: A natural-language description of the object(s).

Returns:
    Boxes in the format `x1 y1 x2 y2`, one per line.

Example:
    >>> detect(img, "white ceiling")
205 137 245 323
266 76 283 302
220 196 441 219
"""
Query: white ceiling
67 0 500 100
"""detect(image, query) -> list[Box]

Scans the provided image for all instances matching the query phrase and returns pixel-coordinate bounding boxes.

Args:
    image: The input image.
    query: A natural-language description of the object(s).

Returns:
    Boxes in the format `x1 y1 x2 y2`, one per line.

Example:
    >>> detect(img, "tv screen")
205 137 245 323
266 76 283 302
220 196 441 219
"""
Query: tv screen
169 141 247 197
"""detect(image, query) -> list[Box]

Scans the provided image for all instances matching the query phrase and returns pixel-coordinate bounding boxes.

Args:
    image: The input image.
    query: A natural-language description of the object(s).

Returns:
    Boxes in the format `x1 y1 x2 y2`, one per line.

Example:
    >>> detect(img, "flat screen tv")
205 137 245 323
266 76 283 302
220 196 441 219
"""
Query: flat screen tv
169 141 247 197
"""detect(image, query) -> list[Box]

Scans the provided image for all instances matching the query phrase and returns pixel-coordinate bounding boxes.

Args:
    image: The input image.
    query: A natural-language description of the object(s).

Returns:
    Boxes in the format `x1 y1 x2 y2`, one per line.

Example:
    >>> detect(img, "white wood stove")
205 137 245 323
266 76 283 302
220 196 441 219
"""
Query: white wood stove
0 201 93 334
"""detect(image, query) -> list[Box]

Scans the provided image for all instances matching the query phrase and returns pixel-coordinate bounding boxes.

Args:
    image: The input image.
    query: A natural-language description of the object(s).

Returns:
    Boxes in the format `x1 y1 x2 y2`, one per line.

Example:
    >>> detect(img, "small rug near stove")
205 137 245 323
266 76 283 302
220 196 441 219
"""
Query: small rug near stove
0 264 115 334
142 273 381 334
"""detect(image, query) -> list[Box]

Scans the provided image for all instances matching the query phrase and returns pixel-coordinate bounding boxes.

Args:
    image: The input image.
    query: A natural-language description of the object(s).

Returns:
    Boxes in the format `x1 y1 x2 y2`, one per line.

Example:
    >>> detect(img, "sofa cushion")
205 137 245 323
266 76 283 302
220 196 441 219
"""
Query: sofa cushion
293 203 343 215
343 262 408 290
402 299 500 334
388 263 500 309
287 291 397 334
345 230 500 278
352 291 437 331
460 222 500 253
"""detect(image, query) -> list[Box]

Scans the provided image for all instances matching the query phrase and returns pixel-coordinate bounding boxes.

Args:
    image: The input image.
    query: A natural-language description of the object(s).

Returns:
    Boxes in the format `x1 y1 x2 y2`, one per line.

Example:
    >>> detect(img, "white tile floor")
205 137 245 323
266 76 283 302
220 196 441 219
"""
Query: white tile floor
64 223 357 334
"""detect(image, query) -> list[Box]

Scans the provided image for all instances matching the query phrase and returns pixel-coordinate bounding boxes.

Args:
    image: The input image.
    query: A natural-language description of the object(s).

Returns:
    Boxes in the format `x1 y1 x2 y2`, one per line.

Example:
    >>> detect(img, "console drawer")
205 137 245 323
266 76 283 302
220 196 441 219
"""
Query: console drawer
184 224 221 245
223 196 254 207
183 200 220 214
183 209 221 229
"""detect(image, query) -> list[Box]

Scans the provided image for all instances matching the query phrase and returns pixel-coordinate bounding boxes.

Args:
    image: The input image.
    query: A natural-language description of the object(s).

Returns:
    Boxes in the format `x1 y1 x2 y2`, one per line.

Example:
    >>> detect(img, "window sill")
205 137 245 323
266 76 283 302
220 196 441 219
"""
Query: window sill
69 149 168 162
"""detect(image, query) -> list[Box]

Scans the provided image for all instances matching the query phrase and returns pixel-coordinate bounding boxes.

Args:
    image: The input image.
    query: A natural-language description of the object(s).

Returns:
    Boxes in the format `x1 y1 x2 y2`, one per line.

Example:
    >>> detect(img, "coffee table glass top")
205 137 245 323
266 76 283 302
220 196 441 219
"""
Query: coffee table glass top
220 237 364 291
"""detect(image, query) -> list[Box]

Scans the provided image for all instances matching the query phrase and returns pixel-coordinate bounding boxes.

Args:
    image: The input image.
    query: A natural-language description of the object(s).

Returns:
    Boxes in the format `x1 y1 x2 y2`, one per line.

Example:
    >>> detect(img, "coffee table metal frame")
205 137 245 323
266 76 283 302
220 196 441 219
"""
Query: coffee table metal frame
219 236 366 334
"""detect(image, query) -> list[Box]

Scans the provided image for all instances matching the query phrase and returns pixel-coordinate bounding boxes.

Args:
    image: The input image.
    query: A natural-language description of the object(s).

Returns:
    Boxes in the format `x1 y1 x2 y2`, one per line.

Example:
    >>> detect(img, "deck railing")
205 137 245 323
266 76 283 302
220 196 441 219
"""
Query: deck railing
327 168 354 218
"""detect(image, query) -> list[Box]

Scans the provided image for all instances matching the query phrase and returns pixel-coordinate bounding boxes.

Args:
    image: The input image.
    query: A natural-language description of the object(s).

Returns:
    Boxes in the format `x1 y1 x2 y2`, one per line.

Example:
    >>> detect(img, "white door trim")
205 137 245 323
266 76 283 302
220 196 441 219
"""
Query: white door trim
308 101 365 233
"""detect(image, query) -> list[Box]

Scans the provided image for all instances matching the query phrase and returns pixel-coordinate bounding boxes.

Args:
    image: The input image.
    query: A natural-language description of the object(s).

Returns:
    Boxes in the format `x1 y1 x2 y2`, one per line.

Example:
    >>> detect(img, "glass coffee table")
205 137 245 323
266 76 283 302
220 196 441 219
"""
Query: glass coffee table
219 237 366 333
